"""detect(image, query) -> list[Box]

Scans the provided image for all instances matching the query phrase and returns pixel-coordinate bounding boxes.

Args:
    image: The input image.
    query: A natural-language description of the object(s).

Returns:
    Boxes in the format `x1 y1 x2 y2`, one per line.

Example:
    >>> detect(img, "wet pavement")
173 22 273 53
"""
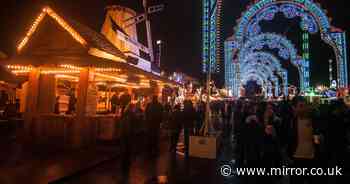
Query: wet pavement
1 126 348 184
52 137 227 184
0 143 119 184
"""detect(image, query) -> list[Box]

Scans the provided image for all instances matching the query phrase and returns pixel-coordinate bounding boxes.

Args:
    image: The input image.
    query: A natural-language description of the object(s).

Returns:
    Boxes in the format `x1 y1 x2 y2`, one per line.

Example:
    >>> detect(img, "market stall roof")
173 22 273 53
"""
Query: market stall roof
65 18 127 60
16 6 126 61
2 6 178 86
0 65 26 84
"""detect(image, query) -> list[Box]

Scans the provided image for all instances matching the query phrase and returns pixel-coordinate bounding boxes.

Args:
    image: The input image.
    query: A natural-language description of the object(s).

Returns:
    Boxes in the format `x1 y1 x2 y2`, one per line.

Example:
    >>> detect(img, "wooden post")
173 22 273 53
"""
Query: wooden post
23 68 40 145
71 68 90 148
107 84 112 111
37 74 56 113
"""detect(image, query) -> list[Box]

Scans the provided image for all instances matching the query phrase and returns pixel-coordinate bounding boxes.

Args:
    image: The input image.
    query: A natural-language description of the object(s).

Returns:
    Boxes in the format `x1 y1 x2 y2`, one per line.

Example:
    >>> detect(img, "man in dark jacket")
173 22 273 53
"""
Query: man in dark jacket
145 95 163 156
182 99 196 158
119 92 132 113
169 104 183 153
110 93 119 114
119 103 138 178
287 96 320 184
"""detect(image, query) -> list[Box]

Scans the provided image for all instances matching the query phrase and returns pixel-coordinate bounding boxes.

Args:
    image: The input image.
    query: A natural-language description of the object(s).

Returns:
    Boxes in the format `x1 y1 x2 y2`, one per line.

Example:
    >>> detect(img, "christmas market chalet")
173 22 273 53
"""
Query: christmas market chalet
0 5 178 149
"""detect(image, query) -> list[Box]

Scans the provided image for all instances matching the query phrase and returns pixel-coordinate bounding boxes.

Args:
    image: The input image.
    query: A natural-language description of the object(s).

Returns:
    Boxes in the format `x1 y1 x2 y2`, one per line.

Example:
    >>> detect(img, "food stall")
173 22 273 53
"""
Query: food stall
1 6 178 150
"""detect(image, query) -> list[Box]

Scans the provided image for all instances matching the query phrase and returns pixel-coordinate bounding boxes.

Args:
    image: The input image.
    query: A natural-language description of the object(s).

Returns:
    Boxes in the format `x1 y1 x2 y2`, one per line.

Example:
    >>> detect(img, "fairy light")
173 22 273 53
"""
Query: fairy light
45 7 86 46
17 11 46 52
7 65 34 75
11 70 32 74
41 70 80 74
17 6 87 52
95 68 122 72
59 64 82 71
7 65 33 70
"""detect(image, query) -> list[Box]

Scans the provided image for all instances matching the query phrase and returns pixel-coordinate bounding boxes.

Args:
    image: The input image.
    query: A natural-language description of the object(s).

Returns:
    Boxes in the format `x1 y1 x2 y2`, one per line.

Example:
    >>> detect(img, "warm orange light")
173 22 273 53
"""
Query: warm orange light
95 72 127 83
55 74 79 81
17 11 46 51
41 70 80 74
59 64 82 71
11 70 31 74
95 68 122 72
7 65 34 75
17 6 87 52
88 48 126 63
7 65 33 70
45 7 86 46
111 83 129 88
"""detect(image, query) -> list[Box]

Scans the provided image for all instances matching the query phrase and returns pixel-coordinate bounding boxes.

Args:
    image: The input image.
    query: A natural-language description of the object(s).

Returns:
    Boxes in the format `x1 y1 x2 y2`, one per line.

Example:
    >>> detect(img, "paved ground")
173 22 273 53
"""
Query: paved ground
0 142 119 184
53 139 225 184
0 124 348 184
48 133 350 184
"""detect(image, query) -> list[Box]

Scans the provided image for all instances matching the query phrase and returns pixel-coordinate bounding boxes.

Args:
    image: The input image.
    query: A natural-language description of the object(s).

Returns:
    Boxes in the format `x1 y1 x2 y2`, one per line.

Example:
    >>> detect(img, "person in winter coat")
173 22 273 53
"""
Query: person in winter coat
169 104 183 154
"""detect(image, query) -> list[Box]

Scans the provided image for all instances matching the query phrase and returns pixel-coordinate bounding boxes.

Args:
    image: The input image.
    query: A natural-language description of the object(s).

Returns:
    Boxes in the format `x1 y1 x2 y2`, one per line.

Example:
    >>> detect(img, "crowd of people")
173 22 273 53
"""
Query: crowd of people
118 95 206 161
117 94 349 184
0 90 20 118
231 97 349 184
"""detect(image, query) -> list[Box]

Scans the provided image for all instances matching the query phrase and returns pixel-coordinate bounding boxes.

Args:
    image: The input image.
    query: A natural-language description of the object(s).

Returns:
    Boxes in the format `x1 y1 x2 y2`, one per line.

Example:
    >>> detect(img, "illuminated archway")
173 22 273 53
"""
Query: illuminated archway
225 0 348 90
238 52 289 96
239 33 300 64
243 70 280 97
241 72 272 97
241 66 282 97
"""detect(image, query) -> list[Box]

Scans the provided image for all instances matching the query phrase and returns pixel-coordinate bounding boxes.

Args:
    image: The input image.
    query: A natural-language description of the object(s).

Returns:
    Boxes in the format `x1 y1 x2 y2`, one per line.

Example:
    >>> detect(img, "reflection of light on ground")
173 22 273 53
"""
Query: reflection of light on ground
158 175 168 183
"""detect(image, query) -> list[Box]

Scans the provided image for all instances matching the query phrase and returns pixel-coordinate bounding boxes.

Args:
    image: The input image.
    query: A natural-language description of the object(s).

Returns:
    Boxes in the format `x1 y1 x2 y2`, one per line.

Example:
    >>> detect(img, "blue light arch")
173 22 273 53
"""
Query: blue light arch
223 0 348 95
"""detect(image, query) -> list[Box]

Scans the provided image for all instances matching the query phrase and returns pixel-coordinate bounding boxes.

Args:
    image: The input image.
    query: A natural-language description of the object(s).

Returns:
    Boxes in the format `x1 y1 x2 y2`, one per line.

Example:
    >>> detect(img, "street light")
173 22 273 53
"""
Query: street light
156 40 162 67
329 59 333 87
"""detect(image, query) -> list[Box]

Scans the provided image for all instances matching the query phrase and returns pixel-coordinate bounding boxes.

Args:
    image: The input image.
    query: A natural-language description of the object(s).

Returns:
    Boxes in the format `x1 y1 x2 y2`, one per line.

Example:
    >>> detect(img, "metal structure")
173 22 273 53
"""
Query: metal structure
202 0 223 73
329 59 333 86
240 52 288 96
156 40 162 67
124 0 164 63
221 0 348 97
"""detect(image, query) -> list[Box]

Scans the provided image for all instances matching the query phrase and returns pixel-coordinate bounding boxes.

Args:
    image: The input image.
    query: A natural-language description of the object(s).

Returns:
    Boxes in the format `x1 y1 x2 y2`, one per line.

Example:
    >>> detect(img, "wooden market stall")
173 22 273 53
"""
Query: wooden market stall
1 6 178 150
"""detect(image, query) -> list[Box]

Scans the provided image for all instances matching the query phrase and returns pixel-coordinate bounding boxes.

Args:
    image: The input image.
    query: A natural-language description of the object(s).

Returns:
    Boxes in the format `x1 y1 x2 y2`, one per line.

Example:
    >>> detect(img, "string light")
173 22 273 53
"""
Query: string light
17 11 46 52
239 33 299 63
234 0 331 43
45 7 87 45
11 70 32 74
41 70 80 74
7 65 33 70
59 64 82 71
95 68 122 72
17 6 87 52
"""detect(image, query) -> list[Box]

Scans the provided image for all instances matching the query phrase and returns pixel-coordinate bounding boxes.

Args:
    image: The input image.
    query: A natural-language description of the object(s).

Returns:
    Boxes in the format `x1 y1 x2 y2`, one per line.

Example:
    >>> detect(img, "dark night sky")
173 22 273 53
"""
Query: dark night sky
0 0 349 87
